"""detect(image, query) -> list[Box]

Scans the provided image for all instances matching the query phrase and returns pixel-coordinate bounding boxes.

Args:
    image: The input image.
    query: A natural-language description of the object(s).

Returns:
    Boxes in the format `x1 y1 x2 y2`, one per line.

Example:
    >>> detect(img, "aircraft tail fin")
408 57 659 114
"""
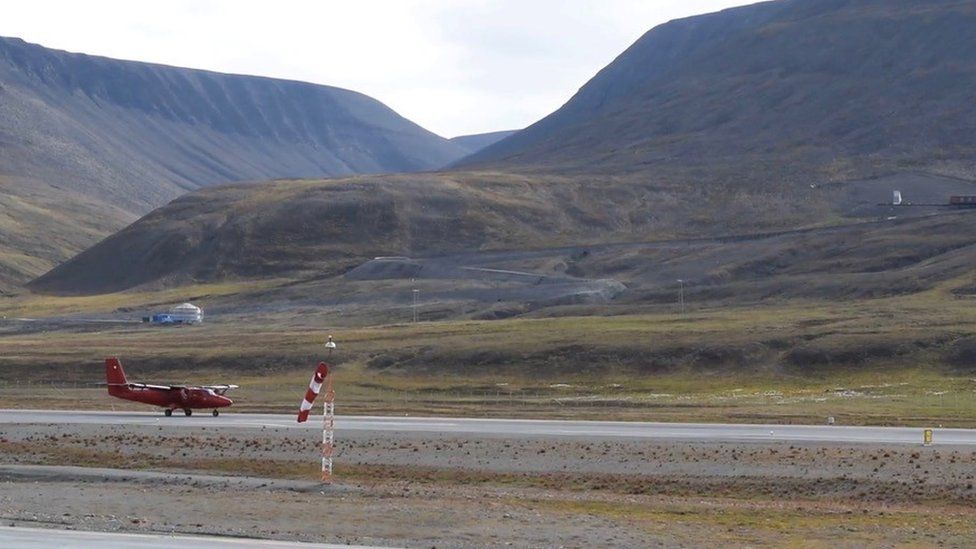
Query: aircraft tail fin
105 357 128 389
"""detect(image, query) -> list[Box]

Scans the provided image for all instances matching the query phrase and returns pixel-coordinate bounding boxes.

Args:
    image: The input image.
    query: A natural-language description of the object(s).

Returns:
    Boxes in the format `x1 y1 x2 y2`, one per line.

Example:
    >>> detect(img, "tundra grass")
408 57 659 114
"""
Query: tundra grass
2 364 975 426
533 499 976 547
2 280 975 424
0 279 286 317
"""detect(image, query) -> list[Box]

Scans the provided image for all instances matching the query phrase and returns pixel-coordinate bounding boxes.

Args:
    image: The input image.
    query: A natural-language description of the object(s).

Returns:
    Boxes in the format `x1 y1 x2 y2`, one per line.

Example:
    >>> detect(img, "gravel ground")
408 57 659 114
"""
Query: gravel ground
2 422 976 547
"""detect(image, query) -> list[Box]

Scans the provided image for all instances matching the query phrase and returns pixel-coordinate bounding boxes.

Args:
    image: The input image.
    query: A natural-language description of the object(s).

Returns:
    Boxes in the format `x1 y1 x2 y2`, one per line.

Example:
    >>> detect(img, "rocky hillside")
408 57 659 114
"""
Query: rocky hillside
31 165 976 295
0 36 467 289
462 0 976 183
0 176 132 293
29 172 653 294
27 0 976 295
0 36 466 212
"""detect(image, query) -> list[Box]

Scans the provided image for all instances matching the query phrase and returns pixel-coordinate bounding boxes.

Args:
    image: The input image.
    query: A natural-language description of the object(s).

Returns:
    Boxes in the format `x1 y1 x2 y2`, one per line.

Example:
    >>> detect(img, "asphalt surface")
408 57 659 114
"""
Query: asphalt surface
1 409 973 445
0 526 379 548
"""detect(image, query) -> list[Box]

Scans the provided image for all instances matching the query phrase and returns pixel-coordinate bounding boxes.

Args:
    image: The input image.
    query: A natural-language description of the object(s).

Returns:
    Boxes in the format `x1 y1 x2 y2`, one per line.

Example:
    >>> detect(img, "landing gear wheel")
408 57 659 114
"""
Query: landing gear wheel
212 409 219 417
164 409 172 417
184 409 193 417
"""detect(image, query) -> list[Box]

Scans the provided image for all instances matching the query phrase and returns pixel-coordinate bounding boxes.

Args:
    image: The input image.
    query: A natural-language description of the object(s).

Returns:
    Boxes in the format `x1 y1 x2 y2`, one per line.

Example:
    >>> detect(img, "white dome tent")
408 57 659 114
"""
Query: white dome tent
169 302 204 324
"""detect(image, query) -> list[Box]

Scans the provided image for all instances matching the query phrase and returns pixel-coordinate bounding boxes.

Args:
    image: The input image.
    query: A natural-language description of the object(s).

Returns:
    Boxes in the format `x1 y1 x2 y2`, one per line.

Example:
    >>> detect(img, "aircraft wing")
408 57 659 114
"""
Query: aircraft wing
125 382 184 391
202 384 239 394
111 381 236 392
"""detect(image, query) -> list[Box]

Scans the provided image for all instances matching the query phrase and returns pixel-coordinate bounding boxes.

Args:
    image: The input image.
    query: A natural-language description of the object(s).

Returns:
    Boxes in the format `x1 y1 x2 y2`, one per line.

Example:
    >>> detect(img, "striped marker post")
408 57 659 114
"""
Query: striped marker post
322 336 337 483
321 374 335 483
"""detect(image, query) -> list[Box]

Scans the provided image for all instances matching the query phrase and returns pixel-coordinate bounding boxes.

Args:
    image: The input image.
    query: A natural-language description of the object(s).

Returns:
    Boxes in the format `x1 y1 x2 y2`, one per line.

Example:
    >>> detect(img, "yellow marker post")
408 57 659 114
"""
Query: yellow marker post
923 429 933 446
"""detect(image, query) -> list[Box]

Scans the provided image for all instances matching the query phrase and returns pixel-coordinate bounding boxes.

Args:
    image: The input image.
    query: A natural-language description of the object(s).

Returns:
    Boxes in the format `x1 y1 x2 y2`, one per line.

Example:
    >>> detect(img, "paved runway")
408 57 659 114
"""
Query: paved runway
1 409 973 445
0 526 379 548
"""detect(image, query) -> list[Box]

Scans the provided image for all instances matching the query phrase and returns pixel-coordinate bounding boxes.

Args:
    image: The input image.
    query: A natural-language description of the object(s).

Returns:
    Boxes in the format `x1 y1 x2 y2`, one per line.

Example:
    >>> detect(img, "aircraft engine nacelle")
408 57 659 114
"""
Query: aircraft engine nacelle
182 388 233 408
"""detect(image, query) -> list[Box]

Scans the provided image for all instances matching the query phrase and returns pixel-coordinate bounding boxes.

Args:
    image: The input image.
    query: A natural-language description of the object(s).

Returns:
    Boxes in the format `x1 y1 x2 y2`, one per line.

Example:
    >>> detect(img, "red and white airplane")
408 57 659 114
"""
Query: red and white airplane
105 357 237 416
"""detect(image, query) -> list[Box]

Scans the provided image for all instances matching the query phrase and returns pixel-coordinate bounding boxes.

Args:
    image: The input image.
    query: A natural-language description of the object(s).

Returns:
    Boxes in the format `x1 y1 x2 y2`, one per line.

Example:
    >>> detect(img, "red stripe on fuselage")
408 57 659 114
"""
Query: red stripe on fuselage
108 386 233 409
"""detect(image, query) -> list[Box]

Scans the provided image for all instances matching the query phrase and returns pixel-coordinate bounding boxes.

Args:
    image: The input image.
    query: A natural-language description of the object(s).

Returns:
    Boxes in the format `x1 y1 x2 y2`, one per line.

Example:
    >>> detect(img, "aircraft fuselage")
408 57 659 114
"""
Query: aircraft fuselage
108 384 232 410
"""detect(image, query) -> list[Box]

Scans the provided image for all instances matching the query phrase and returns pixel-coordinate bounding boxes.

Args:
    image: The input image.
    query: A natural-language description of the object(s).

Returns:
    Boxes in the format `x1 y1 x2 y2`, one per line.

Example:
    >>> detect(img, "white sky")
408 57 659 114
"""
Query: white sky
0 0 754 138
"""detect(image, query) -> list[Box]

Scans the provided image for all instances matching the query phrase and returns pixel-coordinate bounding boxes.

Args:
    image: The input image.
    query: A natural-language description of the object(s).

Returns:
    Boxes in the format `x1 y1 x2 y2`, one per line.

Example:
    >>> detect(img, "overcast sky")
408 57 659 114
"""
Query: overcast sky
0 0 753 137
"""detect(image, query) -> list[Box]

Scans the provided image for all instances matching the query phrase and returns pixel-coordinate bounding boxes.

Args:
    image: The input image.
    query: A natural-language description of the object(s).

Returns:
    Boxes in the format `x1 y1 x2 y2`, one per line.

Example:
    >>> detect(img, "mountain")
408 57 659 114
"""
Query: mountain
28 0 976 295
449 130 518 155
461 0 976 182
0 36 468 289
0 37 467 213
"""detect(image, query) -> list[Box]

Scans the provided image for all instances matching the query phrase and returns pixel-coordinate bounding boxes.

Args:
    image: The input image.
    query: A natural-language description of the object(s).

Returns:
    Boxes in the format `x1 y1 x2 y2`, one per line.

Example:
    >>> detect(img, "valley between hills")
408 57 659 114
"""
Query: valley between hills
5 1 976 546
2 0 976 425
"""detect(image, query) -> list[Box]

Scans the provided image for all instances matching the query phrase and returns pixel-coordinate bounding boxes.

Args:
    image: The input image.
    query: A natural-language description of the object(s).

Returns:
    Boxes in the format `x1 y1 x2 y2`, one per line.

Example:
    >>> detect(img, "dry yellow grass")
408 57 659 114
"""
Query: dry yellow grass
3 271 975 423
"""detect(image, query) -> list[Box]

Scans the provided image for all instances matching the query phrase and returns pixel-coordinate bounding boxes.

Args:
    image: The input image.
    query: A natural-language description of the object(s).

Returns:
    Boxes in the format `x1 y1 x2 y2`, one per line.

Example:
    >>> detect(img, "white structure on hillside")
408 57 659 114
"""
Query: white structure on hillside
169 302 204 324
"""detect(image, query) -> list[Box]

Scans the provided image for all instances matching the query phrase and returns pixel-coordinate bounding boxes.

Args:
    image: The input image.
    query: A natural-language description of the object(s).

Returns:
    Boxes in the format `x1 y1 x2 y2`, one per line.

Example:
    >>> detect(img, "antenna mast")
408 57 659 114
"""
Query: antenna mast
321 335 337 483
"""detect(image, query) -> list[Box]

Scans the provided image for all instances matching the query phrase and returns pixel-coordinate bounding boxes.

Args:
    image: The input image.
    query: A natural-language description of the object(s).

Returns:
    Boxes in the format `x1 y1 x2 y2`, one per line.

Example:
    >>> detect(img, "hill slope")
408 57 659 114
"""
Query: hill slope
29 168 976 295
0 176 132 293
449 130 518 155
29 172 650 294
29 0 976 295
0 36 469 290
0 36 466 213
462 0 976 182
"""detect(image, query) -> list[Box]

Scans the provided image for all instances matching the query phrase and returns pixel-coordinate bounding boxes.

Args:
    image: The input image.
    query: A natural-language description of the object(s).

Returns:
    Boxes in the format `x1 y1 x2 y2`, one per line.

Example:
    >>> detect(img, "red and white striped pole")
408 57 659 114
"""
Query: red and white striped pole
322 336 336 483
321 371 335 483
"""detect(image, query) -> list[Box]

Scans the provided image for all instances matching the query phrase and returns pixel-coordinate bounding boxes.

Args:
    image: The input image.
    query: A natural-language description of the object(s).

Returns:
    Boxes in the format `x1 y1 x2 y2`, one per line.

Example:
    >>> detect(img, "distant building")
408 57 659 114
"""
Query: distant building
950 195 976 206
143 302 204 325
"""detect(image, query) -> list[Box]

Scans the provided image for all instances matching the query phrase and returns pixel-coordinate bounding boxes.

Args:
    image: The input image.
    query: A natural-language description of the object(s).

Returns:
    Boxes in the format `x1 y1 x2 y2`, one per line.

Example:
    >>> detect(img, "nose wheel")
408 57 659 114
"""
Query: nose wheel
212 409 219 417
